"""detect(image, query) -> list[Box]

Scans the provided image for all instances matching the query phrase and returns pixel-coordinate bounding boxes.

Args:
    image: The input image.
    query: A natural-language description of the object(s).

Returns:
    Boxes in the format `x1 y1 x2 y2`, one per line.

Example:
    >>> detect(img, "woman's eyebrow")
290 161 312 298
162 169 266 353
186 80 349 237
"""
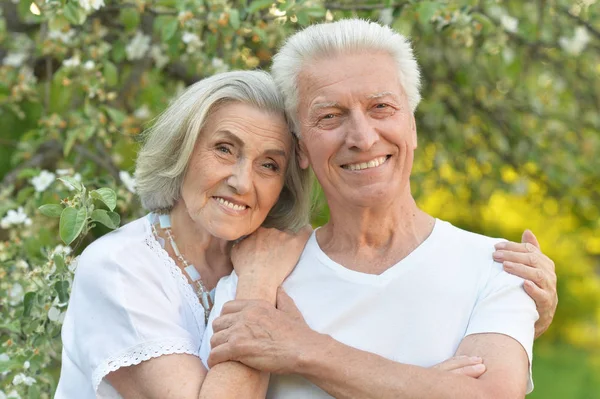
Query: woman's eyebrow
216 130 245 147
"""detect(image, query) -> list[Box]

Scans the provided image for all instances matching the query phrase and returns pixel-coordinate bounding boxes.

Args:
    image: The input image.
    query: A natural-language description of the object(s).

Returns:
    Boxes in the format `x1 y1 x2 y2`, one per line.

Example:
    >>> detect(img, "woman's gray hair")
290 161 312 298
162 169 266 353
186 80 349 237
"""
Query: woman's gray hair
271 18 422 136
135 70 312 231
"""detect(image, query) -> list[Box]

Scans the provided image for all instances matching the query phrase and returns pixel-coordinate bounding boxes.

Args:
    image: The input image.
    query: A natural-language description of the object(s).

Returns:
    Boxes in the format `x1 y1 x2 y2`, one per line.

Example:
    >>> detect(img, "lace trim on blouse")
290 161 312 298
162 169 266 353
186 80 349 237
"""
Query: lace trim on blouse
92 337 199 393
142 215 208 335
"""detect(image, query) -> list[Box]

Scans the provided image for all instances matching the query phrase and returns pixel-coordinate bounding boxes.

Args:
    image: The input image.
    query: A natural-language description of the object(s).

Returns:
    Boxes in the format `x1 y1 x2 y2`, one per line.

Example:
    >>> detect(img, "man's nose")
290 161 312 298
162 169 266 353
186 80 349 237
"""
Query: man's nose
226 159 252 195
345 111 379 151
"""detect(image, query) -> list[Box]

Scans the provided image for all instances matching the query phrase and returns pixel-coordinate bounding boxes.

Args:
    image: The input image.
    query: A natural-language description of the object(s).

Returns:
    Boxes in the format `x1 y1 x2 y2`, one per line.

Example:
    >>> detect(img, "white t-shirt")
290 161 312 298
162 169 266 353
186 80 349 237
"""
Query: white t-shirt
200 219 538 398
55 215 208 399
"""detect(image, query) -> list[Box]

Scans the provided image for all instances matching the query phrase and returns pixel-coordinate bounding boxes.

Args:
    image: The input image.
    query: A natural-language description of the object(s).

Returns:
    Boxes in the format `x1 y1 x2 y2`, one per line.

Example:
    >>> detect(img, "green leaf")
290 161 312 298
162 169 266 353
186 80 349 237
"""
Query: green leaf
54 253 67 273
112 40 126 63
17 168 40 179
59 206 88 245
64 129 79 156
295 10 309 26
58 176 83 192
230 9 240 30
416 1 440 26
104 107 127 126
91 209 120 229
247 0 273 14
39 204 64 218
23 292 36 317
0 357 21 373
63 2 87 25
104 61 118 86
54 281 70 303
157 16 178 41
91 187 117 211
120 8 140 31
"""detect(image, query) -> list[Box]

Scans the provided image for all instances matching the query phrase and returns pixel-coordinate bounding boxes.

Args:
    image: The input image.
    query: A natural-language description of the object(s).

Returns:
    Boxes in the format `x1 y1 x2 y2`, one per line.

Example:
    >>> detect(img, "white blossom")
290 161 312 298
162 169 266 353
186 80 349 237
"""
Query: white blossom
559 26 591 55
9 283 23 306
126 32 151 61
23 361 30 370
0 354 9 362
181 32 203 53
56 168 71 176
6 391 20 399
500 15 518 33
119 171 136 193
48 306 61 322
83 60 96 70
1 207 32 229
150 45 169 69
12 373 36 386
211 57 229 73
31 170 56 192
63 55 81 68
3 52 27 68
379 8 394 26
78 0 105 12
48 29 76 44
134 105 151 119
53 245 72 257
0 391 4 399
16 259 29 270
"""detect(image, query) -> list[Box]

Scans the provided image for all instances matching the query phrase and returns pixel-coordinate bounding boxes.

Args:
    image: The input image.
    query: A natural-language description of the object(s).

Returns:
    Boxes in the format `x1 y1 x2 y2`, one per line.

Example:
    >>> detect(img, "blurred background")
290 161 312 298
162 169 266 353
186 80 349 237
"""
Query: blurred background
0 0 598 397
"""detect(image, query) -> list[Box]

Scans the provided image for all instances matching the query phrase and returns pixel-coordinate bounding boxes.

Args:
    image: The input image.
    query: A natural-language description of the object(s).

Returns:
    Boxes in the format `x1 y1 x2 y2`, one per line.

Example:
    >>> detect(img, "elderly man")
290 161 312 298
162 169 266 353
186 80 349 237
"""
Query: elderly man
200 19 557 398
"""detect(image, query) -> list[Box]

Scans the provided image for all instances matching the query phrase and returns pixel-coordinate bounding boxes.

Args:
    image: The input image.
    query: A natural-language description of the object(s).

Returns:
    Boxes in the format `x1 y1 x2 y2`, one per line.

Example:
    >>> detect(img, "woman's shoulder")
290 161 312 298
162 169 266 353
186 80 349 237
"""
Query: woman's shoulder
76 215 159 280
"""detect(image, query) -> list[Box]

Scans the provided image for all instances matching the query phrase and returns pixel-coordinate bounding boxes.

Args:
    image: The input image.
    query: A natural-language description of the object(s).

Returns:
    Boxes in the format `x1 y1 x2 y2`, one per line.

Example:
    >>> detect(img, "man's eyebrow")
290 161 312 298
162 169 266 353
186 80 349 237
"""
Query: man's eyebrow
263 148 287 158
311 101 341 111
366 91 398 100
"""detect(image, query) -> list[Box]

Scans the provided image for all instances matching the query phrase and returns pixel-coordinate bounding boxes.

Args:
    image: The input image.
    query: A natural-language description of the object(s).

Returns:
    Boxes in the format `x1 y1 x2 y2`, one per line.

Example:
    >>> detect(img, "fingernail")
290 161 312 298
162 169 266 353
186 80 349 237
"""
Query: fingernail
503 261 513 270
469 356 482 362
493 251 504 260
524 280 534 288
495 242 506 249
472 364 486 371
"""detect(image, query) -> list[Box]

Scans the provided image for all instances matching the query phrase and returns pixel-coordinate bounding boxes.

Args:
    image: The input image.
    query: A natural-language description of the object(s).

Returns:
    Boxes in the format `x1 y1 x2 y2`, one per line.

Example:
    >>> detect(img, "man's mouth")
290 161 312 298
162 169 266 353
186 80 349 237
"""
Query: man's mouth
341 155 390 171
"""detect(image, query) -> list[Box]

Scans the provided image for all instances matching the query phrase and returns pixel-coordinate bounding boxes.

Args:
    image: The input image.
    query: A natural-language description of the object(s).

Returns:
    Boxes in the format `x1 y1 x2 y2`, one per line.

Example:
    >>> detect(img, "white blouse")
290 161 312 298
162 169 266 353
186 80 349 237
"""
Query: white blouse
55 215 209 398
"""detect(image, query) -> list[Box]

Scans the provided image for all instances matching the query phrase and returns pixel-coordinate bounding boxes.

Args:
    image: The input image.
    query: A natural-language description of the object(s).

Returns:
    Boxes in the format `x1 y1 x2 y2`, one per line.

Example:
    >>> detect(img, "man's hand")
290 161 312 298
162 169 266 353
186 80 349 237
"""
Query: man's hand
432 356 486 378
493 229 558 338
208 288 320 374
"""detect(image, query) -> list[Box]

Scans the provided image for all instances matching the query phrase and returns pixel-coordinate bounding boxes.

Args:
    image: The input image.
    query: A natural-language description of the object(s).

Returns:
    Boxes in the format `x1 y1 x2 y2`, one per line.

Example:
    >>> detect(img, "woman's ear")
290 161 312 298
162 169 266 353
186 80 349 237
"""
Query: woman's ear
297 139 310 169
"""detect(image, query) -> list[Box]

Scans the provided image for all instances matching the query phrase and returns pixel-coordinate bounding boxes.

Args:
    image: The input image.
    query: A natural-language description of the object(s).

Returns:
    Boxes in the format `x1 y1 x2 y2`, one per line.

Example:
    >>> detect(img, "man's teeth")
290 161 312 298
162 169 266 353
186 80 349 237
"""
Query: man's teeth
215 197 246 211
344 156 388 171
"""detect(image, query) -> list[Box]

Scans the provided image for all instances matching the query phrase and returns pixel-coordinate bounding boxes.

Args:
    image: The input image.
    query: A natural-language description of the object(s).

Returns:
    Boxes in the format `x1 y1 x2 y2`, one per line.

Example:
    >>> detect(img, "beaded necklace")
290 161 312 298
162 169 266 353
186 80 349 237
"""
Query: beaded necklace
151 213 213 322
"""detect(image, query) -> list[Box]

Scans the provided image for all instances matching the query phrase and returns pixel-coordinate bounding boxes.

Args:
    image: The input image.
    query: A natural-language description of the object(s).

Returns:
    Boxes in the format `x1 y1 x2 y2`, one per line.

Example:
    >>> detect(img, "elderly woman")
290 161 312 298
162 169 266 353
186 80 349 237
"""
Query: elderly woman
55 70 313 398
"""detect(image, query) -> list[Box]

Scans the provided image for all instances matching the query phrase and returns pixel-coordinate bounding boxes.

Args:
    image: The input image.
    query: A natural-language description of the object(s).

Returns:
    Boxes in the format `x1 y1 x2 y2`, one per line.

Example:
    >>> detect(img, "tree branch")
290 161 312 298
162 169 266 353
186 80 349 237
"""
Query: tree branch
559 6 600 41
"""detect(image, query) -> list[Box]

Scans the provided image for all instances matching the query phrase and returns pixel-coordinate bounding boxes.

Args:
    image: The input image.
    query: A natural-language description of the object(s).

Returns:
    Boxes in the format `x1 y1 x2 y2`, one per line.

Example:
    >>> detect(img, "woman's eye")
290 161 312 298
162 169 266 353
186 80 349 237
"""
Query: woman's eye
374 103 388 109
263 162 280 172
322 113 336 120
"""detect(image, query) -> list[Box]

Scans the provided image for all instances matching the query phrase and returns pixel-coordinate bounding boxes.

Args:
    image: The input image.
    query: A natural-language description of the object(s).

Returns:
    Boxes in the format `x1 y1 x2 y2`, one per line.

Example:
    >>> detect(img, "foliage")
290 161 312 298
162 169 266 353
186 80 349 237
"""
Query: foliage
0 0 598 397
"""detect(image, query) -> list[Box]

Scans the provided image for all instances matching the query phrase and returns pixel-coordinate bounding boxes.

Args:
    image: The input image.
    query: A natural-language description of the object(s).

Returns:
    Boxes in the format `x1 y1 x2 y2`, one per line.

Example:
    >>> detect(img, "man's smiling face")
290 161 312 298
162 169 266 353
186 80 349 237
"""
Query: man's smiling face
296 51 418 208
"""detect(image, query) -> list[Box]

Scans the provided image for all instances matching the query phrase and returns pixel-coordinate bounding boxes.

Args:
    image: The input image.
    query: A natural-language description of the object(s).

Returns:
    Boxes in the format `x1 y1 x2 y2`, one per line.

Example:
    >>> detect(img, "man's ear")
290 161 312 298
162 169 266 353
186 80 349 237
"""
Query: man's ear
297 139 310 169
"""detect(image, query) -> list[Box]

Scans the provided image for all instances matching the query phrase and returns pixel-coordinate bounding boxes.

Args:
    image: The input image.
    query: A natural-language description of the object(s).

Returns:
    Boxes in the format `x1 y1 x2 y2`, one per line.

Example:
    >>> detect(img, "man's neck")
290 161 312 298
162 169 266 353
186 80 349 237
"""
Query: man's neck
316 193 435 275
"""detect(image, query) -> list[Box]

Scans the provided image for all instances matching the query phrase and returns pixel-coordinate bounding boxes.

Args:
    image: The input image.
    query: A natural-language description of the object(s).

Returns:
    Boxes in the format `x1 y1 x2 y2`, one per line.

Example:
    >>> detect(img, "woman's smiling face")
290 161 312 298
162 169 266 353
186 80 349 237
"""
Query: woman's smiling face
179 101 292 240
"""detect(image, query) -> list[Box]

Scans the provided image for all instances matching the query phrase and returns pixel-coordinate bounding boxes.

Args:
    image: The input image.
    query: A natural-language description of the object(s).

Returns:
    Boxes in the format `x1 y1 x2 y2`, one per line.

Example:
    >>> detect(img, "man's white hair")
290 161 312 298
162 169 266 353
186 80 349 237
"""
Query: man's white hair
271 18 422 136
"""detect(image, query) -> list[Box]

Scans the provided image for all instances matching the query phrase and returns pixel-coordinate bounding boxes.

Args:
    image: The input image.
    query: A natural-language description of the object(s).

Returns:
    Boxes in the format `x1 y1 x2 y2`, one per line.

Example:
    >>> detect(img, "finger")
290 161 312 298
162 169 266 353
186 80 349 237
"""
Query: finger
433 356 482 371
523 279 550 307
276 288 302 317
208 344 233 368
450 363 487 378
521 229 541 250
212 313 236 333
502 261 549 289
210 329 231 349
220 299 262 316
493 250 554 273
494 241 540 254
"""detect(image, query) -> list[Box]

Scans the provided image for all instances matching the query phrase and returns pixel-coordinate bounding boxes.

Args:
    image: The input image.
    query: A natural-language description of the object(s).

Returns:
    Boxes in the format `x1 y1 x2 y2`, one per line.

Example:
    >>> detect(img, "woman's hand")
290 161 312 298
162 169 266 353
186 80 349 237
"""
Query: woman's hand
431 356 486 378
493 229 558 339
231 225 312 295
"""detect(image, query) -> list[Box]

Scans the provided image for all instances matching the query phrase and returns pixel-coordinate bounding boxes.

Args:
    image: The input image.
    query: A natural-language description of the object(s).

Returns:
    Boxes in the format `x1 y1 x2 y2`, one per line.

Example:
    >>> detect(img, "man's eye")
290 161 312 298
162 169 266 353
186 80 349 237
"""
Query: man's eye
322 114 336 120
217 145 232 154
375 103 388 109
